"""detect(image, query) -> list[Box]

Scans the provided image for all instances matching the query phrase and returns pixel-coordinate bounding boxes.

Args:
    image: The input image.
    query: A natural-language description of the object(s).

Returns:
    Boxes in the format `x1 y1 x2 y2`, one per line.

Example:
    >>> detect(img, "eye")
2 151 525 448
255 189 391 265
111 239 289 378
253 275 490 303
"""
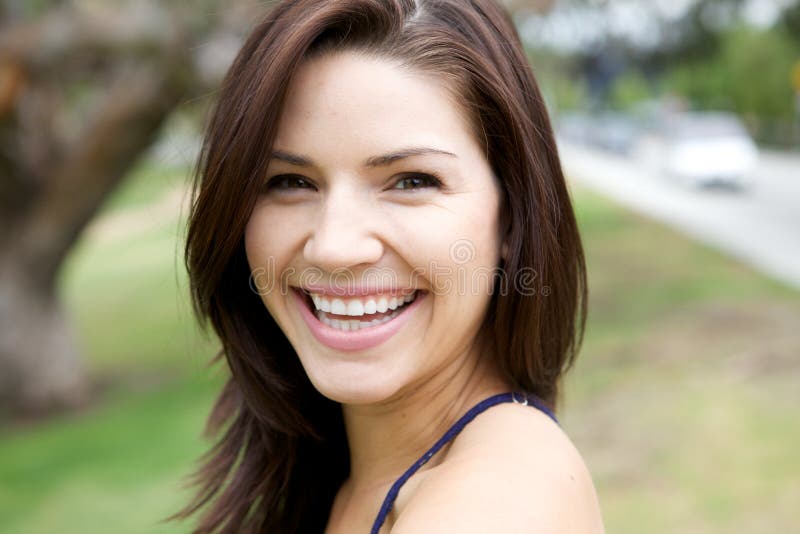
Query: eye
392 173 443 191
263 174 317 192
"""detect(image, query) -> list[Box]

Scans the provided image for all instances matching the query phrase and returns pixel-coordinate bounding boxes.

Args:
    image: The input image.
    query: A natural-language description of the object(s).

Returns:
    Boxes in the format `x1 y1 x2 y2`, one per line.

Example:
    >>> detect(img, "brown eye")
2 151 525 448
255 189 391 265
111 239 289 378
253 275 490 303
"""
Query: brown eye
264 175 317 192
392 173 442 191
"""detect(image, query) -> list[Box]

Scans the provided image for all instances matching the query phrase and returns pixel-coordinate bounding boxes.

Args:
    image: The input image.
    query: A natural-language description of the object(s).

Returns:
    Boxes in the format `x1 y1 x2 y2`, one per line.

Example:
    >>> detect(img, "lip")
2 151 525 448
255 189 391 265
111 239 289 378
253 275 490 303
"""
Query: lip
300 283 416 297
291 287 425 352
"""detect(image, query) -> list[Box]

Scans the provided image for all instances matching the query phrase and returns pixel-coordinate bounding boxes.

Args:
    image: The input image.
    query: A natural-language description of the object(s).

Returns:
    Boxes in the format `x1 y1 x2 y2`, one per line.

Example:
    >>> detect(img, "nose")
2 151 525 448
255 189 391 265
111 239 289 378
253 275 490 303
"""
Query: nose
303 186 384 273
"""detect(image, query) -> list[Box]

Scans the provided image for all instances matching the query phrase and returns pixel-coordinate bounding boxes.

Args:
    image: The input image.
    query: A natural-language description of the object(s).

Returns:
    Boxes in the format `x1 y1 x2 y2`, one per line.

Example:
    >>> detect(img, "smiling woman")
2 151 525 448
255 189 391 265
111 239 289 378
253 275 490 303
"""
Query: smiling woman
245 51 507 407
172 1 601 533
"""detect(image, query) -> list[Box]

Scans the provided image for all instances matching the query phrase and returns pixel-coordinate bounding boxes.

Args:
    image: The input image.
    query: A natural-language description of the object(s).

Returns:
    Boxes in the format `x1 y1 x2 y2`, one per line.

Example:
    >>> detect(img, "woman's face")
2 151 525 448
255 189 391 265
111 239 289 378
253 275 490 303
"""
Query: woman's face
245 51 504 404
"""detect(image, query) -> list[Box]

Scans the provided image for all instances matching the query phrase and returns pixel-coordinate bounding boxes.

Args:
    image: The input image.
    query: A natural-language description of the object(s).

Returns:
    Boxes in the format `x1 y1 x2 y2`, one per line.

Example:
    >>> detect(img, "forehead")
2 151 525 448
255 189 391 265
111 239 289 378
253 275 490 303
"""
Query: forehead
273 51 478 164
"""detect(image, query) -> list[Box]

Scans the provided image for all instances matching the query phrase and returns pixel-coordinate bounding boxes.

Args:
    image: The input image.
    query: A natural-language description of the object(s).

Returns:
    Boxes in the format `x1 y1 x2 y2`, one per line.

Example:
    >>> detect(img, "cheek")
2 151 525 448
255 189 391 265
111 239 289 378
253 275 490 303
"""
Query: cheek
244 206 298 303
403 204 500 297
245 205 293 267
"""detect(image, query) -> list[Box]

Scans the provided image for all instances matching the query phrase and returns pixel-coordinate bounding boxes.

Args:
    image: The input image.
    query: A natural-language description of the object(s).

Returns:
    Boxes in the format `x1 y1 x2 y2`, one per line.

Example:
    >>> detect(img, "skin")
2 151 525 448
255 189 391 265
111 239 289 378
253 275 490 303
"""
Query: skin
244 50 604 533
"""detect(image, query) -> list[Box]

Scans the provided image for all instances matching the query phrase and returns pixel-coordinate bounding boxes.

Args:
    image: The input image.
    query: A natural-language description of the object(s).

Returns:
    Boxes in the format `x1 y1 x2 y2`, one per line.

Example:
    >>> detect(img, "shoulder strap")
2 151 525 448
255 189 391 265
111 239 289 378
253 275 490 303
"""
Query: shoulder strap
370 391 557 533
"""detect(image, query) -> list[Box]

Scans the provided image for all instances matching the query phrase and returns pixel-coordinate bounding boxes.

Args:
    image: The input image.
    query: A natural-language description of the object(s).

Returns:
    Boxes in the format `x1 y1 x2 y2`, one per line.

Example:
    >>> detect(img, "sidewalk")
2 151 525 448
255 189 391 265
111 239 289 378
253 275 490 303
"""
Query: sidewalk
559 140 800 291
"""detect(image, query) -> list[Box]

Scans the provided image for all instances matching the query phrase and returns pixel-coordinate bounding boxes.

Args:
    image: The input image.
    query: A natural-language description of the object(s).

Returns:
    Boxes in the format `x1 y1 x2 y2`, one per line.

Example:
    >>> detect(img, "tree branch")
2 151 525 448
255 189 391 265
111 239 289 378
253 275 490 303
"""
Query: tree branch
13 53 191 290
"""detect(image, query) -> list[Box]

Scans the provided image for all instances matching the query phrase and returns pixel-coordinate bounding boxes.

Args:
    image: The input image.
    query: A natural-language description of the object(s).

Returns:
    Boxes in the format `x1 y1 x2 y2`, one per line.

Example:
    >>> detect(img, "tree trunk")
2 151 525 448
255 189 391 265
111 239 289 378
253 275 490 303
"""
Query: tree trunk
0 262 88 413
0 5 194 414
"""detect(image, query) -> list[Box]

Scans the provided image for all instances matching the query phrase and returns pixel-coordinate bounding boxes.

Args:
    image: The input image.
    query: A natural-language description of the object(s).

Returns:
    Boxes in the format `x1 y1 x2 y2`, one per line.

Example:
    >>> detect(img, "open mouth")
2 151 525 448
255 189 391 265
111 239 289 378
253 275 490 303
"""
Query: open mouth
296 288 424 332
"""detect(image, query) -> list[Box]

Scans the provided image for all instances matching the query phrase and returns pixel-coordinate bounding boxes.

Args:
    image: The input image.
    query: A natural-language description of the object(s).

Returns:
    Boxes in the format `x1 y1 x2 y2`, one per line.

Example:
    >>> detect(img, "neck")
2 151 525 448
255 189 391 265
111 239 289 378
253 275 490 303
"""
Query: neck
340 341 510 491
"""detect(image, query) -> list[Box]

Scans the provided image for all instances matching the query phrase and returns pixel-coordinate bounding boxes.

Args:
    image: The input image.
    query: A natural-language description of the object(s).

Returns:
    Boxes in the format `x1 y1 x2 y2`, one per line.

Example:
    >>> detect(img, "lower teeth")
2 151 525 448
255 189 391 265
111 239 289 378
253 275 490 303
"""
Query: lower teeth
316 307 404 331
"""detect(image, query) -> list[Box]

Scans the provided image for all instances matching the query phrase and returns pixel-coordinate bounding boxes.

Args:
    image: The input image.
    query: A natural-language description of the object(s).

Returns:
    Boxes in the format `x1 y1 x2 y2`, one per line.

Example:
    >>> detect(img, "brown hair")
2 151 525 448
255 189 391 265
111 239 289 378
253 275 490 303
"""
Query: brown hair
172 0 587 531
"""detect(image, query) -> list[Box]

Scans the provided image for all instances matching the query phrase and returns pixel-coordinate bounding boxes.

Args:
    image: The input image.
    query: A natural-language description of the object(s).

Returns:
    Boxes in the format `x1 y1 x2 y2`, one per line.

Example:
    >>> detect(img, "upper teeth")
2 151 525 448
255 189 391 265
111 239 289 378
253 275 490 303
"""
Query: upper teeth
308 291 417 316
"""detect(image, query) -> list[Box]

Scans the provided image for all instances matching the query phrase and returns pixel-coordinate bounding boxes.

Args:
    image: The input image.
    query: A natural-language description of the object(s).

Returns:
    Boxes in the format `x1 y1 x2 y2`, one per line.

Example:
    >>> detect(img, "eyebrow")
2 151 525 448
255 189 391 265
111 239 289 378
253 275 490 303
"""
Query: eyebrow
270 147 458 168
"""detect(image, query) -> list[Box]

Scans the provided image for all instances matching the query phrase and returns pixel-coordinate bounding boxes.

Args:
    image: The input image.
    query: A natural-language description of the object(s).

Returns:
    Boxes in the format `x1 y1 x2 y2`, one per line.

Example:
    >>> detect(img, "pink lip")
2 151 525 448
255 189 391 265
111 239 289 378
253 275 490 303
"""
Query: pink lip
292 288 425 352
301 283 416 297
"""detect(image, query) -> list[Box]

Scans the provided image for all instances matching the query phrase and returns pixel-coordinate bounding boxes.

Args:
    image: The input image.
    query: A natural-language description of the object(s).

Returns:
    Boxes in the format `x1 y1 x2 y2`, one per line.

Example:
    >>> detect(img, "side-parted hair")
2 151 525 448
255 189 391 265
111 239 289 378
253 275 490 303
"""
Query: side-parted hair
173 0 587 531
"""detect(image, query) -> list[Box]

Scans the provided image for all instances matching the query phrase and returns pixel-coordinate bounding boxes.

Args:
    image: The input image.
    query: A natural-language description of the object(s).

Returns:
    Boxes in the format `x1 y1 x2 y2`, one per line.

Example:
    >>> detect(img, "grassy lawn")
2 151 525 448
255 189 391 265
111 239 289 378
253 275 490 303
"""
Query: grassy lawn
563 183 800 533
1 163 220 534
0 376 220 534
1 167 797 533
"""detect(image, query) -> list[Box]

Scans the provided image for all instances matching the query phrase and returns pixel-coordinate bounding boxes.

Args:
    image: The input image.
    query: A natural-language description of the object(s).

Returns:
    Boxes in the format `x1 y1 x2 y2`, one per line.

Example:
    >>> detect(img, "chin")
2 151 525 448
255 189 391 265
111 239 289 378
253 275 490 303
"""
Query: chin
303 360 405 406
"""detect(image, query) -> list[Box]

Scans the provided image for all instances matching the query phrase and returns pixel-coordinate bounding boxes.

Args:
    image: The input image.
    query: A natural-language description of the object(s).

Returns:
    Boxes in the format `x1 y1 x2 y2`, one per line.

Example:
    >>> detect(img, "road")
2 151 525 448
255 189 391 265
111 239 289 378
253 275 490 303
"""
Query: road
558 140 800 290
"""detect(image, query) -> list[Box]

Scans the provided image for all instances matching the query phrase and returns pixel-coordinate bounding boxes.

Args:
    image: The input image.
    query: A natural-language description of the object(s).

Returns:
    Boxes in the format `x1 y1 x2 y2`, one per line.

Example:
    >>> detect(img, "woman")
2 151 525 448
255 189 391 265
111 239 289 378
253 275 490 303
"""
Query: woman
173 0 603 532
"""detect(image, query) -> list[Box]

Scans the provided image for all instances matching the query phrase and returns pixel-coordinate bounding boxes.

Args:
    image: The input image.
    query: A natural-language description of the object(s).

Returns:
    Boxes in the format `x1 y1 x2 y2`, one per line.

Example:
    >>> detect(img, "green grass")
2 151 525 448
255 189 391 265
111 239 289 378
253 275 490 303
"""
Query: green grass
1 173 798 533
0 374 221 534
59 214 209 375
99 161 193 214
563 185 800 533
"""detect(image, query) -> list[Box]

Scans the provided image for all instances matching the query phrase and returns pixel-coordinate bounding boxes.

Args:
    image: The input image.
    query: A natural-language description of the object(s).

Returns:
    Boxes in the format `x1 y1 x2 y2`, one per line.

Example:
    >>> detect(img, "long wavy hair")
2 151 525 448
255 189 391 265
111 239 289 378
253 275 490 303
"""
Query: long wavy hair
171 0 587 531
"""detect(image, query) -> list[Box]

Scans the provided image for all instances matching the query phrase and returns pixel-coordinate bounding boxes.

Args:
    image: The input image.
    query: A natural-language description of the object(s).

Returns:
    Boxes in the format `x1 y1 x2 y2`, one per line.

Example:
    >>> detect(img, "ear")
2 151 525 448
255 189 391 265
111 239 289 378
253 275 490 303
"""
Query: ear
498 205 511 262
497 185 511 262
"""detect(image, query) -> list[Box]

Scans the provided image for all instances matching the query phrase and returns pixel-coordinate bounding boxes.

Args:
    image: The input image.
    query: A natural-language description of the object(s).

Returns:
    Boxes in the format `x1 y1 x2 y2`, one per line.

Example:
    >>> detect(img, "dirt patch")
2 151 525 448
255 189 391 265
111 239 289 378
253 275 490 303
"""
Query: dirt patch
565 296 800 498
638 299 800 380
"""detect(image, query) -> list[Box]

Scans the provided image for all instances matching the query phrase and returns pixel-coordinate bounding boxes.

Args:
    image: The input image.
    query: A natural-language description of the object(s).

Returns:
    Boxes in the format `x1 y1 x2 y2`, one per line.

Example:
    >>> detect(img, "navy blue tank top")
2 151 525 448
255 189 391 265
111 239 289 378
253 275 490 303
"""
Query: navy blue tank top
369 391 558 533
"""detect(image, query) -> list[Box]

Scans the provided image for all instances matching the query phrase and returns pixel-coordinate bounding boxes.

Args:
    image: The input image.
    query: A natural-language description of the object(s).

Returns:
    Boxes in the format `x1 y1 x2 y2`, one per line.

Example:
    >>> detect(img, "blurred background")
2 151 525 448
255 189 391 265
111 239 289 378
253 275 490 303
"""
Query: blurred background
1 1 798 533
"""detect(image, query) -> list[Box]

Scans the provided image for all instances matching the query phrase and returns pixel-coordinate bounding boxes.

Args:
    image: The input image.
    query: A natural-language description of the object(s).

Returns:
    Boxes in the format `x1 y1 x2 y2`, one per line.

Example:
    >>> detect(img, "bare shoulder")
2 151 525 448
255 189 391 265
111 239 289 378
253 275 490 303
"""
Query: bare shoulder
392 402 605 533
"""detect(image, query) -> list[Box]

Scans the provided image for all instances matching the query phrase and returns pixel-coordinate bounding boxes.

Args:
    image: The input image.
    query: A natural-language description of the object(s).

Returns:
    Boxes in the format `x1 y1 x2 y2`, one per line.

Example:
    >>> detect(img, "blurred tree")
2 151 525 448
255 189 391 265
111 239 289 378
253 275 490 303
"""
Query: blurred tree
608 70 652 111
645 0 746 68
521 0 800 142
665 25 799 142
0 0 256 414
780 1 800 45
516 47 587 113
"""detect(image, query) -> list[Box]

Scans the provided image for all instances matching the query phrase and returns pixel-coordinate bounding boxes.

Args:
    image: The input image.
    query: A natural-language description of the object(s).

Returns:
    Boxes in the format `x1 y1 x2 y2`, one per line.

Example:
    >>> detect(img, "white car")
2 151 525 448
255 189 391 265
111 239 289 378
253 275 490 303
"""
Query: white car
638 111 759 190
